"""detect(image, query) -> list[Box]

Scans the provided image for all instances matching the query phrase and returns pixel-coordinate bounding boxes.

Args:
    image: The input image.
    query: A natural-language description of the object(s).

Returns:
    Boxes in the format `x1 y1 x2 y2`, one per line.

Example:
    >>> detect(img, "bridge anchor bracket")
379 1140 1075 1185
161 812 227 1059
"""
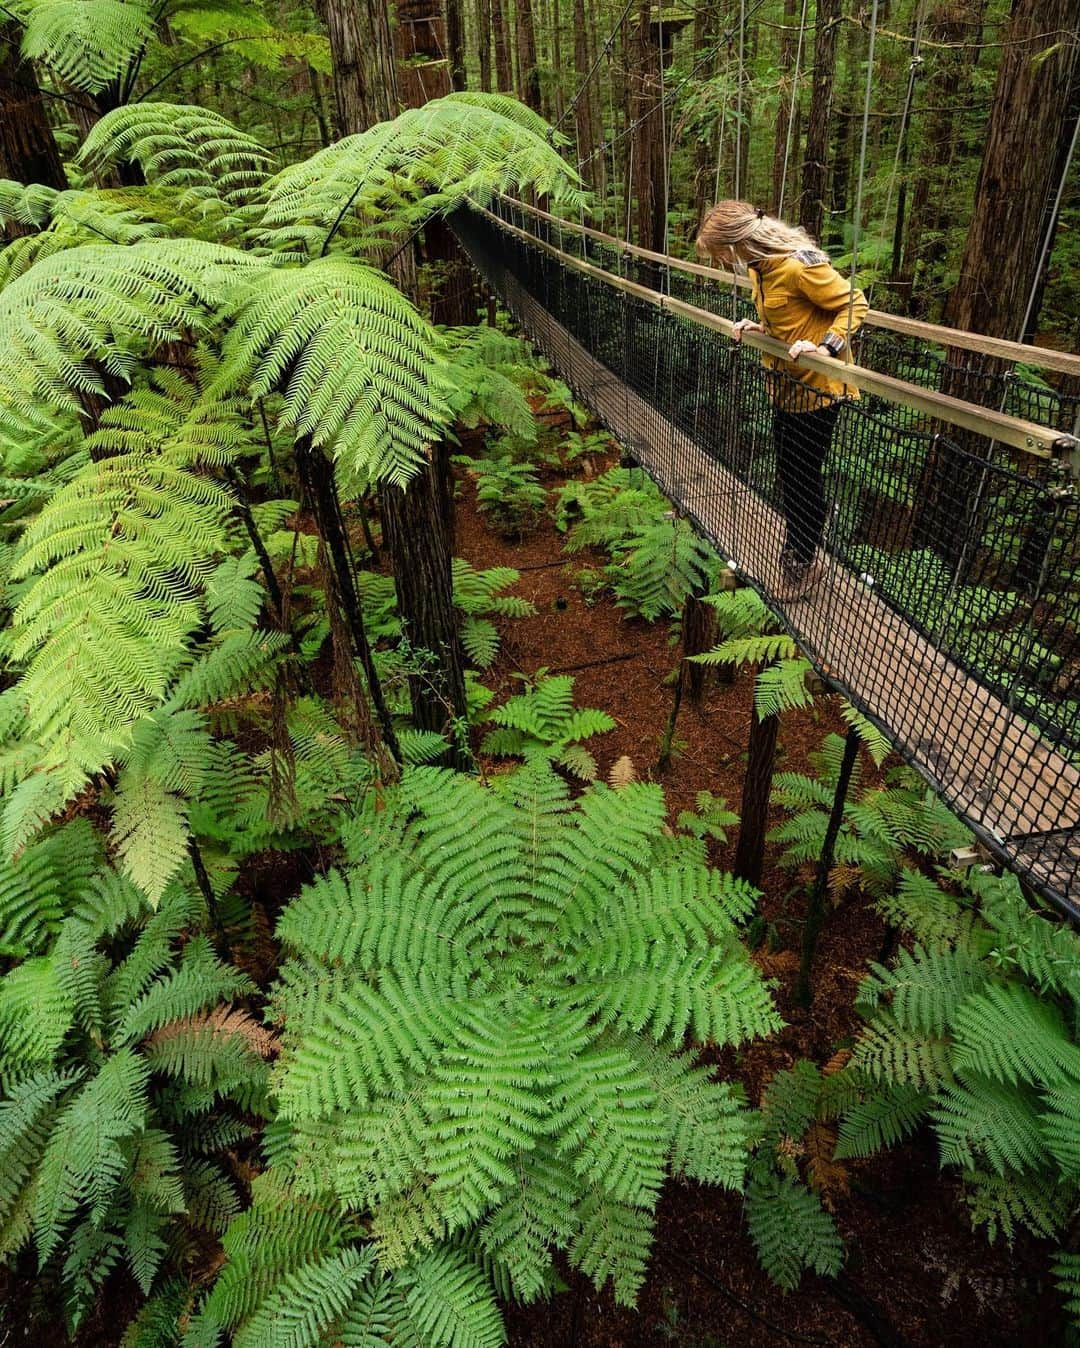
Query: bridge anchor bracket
949 842 998 874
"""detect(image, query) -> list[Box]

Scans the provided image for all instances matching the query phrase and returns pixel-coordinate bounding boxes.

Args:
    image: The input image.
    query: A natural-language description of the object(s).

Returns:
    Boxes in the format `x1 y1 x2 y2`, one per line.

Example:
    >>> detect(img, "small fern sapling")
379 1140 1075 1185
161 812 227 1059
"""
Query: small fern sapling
458 453 547 536
480 670 615 780
267 761 781 1315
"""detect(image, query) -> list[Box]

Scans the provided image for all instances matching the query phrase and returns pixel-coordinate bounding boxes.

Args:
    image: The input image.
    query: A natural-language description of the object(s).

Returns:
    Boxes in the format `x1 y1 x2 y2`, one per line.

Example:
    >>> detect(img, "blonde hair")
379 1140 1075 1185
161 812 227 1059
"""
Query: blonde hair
696 199 818 264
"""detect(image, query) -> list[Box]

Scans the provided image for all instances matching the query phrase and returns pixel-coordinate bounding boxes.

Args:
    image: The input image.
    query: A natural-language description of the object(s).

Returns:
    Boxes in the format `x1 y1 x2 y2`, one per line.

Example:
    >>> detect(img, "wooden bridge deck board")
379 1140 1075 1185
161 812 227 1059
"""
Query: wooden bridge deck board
491 265 1079 904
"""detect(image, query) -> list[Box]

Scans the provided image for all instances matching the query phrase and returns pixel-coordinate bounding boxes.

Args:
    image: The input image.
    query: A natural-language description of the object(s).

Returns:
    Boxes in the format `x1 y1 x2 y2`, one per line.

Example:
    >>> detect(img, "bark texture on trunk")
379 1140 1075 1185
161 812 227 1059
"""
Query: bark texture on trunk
798 0 841 242
733 691 780 890
0 21 67 195
770 0 798 212
516 0 541 110
320 0 397 133
476 0 493 90
944 0 1079 340
446 0 466 90
630 1 665 253
380 448 470 767
492 0 513 91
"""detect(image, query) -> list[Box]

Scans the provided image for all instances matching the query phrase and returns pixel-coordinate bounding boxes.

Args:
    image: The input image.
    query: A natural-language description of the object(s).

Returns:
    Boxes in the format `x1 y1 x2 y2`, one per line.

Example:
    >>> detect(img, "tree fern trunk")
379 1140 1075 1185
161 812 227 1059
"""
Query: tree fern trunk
733 678 780 889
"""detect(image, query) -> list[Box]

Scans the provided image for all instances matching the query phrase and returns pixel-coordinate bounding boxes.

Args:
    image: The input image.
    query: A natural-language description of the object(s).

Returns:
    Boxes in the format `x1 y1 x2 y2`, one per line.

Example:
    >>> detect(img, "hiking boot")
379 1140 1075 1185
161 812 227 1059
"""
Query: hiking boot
775 549 823 601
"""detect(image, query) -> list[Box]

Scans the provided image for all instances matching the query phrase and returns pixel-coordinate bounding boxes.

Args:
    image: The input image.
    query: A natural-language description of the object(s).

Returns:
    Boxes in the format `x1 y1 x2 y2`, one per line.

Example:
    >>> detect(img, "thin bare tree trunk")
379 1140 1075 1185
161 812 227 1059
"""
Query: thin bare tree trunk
476 0 493 89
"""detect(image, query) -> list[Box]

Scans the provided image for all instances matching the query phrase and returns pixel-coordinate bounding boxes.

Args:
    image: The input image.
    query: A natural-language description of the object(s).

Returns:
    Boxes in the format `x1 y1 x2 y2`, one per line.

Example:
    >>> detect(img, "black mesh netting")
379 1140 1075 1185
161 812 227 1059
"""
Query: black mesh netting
450 200 1080 918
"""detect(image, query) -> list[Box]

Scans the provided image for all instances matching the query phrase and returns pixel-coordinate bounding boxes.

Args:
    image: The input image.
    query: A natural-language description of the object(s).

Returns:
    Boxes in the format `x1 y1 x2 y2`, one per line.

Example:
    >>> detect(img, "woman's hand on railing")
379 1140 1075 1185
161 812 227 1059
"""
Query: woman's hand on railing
731 318 764 343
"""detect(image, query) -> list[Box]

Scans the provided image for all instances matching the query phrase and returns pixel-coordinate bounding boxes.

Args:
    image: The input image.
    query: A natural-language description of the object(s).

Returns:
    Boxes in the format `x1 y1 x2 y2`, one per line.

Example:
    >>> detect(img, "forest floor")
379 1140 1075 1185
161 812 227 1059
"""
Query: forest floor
451 453 1060 1348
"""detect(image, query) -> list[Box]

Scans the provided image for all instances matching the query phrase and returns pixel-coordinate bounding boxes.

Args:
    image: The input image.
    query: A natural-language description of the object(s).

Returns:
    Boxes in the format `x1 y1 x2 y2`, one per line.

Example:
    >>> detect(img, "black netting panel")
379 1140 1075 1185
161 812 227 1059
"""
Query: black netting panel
451 203 1080 918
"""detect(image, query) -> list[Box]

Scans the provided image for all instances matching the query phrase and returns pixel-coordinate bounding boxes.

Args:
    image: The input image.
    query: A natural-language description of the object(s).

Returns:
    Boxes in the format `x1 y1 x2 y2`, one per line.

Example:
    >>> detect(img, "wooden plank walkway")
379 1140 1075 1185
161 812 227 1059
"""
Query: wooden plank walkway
487 262 1079 912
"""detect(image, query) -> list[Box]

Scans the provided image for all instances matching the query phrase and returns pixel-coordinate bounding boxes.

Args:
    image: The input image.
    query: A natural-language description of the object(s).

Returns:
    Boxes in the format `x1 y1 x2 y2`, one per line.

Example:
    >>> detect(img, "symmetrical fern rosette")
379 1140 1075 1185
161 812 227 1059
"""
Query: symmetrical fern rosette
270 763 781 1306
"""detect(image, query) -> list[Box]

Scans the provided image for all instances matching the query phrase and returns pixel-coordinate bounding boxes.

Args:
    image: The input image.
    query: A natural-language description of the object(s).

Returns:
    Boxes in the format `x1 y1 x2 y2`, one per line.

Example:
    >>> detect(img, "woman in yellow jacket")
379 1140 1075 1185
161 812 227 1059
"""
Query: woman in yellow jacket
697 200 868 599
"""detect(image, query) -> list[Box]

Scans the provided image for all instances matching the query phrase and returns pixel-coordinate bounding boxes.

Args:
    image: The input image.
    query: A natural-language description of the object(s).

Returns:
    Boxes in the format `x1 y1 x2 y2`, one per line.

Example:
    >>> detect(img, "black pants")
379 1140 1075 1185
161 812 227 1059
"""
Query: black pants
773 402 840 563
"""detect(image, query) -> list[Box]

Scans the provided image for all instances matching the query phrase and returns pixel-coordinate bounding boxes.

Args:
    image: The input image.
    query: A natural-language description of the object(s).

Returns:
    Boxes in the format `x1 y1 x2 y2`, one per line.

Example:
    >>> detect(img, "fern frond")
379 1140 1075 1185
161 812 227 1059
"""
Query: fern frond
81 104 275 209
214 259 448 485
745 1172 843 1291
951 983 1080 1088
932 1077 1049 1175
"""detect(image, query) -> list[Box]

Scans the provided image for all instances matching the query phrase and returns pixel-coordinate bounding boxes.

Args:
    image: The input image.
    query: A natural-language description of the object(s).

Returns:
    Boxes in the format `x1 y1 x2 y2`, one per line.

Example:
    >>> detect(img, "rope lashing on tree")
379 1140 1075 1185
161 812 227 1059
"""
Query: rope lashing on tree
450 196 1080 920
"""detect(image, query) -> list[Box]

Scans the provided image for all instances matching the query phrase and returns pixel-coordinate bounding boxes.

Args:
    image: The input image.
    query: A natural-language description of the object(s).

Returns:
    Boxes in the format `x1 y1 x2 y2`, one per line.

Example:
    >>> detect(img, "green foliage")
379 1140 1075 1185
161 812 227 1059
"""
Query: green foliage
270 762 777 1309
451 559 536 669
834 866 1080 1334
480 672 615 779
456 454 546 534
769 736 966 896
214 258 449 486
0 852 267 1328
745 1063 844 1292
555 468 718 619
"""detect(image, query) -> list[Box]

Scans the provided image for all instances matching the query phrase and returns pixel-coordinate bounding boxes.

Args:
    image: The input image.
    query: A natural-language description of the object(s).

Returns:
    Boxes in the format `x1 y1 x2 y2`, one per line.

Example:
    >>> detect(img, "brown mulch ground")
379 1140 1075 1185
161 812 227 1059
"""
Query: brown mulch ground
452 457 1061 1348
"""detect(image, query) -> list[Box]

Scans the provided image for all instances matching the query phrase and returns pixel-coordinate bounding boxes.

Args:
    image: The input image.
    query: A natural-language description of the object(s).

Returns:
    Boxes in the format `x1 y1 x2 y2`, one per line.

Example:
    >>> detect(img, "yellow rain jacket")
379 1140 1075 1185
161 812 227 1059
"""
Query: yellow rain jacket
749 249 868 411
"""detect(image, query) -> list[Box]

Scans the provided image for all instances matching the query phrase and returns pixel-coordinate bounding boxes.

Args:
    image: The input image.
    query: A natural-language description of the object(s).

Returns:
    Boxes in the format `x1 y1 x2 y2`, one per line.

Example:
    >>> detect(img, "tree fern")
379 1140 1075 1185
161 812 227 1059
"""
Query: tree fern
270 761 777 1307
80 104 275 210
479 673 615 780
260 93 583 255
213 258 449 485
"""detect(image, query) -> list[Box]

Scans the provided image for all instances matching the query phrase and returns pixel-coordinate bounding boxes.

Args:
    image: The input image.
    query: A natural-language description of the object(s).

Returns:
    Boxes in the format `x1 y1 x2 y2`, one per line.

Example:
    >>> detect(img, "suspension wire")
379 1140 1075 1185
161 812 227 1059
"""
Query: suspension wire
735 0 746 200
777 0 810 215
867 0 928 306
1018 77 1080 343
845 0 879 342
578 0 773 175
659 6 670 261
554 0 638 131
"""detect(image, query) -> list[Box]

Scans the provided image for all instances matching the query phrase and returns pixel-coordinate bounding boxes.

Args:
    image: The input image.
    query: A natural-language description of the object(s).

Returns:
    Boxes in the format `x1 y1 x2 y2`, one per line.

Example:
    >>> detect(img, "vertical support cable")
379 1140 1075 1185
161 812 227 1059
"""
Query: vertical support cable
735 0 746 200
777 0 810 217
845 0 878 338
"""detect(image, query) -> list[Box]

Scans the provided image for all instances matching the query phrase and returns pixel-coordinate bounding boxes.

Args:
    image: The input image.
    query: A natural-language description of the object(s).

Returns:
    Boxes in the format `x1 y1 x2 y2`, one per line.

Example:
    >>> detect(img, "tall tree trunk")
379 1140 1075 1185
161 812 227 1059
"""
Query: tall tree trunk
0 21 66 196
894 1 983 315
799 0 841 242
572 0 598 185
492 0 513 92
944 0 1078 340
319 0 468 749
630 1 665 253
516 0 541 110
770 0 798 212
319 0 397 133
446 0 466 90
476 0 493 90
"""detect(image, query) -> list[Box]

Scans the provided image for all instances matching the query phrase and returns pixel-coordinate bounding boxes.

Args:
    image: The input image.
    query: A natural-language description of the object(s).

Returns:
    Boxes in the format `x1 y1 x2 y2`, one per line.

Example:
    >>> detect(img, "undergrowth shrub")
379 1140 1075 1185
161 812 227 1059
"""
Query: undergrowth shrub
479 670 615 779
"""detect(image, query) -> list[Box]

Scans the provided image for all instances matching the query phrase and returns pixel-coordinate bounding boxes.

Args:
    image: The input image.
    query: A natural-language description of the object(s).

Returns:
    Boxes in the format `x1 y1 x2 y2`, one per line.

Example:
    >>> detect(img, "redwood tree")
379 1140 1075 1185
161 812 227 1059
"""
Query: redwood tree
798 0 841 242
0 21 66 195
320 0 469 760
944 0 1080 340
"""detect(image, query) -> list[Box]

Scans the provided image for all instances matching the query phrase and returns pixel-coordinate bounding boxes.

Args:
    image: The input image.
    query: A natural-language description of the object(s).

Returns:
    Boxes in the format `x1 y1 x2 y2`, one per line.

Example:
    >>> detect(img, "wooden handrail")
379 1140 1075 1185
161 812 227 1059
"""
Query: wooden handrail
496 194 1080 381
473 202 1078 461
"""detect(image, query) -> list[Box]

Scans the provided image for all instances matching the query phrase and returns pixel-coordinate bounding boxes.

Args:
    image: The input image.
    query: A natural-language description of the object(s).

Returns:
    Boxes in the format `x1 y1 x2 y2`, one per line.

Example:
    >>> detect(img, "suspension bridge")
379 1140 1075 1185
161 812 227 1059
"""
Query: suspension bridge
450 194 1080 921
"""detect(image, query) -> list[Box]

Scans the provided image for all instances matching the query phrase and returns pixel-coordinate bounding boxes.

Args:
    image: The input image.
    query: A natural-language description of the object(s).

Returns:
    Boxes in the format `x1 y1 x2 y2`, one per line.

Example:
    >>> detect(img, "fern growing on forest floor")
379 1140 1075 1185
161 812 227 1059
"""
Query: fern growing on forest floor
479 671 615 779
556 467 720 619
0 833 271 1331
264 761 780 1315
831 864 1080 1335
768 733 967 898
